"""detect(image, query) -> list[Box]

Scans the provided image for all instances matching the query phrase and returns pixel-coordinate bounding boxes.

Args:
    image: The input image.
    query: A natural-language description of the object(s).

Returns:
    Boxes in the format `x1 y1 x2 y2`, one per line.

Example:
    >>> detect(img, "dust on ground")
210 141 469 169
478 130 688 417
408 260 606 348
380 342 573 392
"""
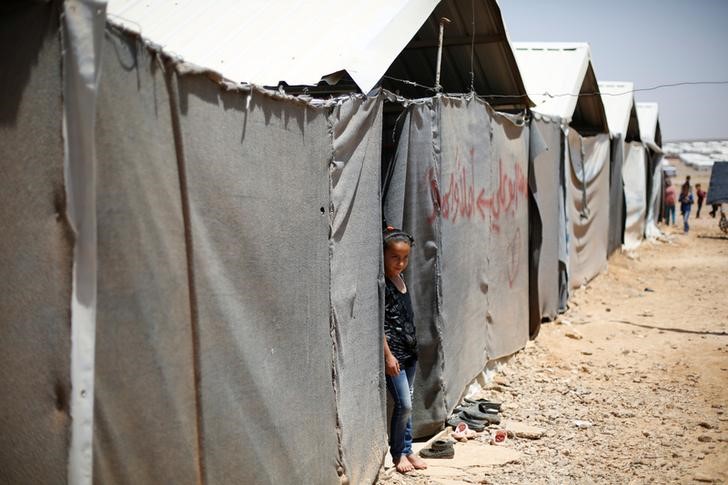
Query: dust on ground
377 159 728 484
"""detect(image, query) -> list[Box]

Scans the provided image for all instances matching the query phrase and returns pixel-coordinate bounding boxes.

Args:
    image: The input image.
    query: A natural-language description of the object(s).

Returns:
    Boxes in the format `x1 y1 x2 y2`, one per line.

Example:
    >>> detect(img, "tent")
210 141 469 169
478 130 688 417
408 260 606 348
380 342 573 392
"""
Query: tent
599 81 644 251
513 43 610 302
1 1 447 484
1 0 539 482
635 102 664 238
382 0 533 437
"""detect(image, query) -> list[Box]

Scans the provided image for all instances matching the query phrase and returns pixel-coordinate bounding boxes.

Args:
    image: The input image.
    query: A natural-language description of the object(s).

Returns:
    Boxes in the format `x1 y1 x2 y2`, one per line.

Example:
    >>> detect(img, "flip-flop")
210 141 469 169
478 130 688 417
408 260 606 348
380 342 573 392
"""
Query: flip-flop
462 406 489 421
491 429 508 445
478 402 502 413
451 422 469 441
464 398 503 411
451 422 478 441
483 411 501 425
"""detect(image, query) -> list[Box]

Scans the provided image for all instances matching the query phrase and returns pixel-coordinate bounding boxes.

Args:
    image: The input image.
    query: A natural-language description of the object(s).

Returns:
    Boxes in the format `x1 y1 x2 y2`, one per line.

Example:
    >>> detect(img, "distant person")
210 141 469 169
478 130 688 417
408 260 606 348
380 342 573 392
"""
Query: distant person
664 179 677 226
682 175 692 193
695 183 706 218
678 184 694 233
710 203 721 218
382 226 427 474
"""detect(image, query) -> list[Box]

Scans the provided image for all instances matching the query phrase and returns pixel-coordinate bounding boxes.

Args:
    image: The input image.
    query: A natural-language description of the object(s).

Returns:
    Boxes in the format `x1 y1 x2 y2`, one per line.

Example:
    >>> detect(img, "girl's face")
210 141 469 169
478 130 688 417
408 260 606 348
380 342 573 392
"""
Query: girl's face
384 240 411 279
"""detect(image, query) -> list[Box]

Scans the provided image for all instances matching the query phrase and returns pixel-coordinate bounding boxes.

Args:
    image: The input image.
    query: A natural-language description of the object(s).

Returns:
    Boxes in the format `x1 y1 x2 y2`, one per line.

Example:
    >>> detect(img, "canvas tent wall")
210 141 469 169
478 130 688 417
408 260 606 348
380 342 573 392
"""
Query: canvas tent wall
384 95 530 437
0 3 73 483
636 102 664 238
514 43 610 298
599 81 645 251
529 114 565 321
2 3 394 484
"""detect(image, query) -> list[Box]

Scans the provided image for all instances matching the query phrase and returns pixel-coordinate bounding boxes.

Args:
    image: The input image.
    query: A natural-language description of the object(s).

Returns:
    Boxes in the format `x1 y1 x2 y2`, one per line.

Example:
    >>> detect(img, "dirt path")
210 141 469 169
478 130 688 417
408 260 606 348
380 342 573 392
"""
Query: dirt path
378 160 728 484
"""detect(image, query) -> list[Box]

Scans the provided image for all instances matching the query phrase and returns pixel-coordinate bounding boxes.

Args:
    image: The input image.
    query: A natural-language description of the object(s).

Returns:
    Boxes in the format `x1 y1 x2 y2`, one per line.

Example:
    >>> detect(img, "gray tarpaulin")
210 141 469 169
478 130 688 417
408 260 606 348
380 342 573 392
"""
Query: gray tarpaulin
530 118 562 321
707 161 728 205
607 137 625 256
176 75 339 485
93 31 200 484
330 97 389 484
645 154 664 239
622 142 647 250
385 96 529 437
566 131 610 289
0 3 73 483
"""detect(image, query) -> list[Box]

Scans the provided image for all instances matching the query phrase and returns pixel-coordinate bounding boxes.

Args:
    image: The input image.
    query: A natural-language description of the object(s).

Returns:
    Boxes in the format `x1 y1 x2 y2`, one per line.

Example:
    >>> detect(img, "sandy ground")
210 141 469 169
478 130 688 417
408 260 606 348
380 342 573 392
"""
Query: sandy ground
377 159 728 484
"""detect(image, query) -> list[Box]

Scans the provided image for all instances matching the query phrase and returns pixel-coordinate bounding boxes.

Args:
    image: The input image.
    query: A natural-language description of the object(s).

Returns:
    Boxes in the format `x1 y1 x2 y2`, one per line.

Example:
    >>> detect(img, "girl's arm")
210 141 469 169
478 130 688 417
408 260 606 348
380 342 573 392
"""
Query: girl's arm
383 337 400 376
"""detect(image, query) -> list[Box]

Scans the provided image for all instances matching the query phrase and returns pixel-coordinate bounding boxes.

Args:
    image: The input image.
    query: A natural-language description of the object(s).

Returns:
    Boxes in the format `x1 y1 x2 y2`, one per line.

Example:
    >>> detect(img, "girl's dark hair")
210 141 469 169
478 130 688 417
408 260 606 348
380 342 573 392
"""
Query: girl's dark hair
383 225 414 248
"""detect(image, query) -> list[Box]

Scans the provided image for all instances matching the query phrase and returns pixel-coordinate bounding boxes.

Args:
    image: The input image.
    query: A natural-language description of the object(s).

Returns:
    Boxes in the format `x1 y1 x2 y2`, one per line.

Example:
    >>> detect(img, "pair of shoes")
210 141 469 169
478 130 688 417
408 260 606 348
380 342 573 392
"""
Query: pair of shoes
462 406 501 424
463 398 502 412
462 406 489 421
447 413 486 432
419 439 454 458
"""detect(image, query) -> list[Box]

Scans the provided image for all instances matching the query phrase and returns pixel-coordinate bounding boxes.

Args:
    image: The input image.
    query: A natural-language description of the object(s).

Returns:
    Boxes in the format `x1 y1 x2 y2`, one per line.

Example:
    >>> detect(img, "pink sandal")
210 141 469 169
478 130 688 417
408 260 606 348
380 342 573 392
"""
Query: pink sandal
451 422 477 441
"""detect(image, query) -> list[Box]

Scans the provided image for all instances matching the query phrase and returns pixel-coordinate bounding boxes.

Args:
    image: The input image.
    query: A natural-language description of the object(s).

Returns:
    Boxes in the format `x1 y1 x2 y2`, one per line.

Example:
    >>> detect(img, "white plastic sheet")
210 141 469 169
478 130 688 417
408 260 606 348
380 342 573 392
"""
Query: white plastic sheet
622 142 647 250
566 131 610 289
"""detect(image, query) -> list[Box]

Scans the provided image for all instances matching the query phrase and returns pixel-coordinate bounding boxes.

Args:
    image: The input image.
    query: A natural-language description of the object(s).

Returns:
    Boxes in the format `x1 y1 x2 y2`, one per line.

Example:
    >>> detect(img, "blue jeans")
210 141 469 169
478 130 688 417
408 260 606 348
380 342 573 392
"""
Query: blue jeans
683 207 691 232
386 363 416 458
665 205 675 225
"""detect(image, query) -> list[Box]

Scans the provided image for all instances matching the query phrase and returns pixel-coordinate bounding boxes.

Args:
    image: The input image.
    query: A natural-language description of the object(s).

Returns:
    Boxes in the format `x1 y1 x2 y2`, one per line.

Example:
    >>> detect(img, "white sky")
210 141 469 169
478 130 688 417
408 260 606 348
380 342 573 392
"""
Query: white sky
499 0 728 141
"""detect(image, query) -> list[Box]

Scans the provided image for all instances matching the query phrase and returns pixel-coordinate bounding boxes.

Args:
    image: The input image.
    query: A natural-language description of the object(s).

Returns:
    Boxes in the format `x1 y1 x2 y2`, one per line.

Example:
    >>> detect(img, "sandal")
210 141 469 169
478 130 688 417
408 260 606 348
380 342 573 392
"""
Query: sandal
451 422 477 441
491 429 508 445
462 406 489 421
447 413 486 432
464 398 503 411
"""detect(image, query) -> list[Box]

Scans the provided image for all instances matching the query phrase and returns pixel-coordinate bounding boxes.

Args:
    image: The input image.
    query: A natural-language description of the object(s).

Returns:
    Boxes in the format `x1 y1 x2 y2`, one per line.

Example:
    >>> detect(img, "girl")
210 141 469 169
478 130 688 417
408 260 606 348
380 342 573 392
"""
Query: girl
382 226 427 473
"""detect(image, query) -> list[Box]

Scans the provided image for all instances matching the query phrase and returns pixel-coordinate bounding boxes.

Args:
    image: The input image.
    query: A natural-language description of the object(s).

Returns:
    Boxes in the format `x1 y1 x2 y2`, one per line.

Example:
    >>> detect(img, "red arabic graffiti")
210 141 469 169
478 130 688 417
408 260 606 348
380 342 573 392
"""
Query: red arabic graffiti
507 227 522 288
426 148 527 233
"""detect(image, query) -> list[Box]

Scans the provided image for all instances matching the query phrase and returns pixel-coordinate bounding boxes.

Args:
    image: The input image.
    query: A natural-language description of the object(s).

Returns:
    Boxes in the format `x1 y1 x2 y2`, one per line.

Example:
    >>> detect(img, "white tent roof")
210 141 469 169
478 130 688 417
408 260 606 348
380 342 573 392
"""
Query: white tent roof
512 42 608 134
107 0 440 94
512 42 589 119
599 81 635 138
636 102 662 152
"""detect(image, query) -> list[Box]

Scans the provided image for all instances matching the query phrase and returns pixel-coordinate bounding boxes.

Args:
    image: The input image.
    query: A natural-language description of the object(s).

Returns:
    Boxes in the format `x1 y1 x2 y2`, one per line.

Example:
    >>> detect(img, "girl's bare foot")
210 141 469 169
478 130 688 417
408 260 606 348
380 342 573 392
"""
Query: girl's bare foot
407 453 428 469
393 455 414 473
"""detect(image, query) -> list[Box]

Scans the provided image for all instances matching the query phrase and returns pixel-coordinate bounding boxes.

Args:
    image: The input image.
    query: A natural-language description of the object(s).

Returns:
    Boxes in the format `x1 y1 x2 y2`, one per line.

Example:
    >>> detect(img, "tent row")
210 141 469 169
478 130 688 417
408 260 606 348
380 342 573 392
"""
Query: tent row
0 1 665 484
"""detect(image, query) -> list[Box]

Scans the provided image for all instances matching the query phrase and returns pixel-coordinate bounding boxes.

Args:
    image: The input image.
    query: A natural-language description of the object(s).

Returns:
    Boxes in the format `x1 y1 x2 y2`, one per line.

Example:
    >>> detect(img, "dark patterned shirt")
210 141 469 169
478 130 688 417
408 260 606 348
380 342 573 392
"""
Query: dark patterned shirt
384 277 417 367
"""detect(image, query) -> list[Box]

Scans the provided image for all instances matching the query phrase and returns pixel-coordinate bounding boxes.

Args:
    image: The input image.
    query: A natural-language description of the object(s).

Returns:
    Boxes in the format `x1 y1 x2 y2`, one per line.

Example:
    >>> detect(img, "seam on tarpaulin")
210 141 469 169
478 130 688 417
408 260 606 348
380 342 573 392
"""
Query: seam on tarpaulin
62 2 105 483
162 58 206 485
326 106 350 485
430 96 450 418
